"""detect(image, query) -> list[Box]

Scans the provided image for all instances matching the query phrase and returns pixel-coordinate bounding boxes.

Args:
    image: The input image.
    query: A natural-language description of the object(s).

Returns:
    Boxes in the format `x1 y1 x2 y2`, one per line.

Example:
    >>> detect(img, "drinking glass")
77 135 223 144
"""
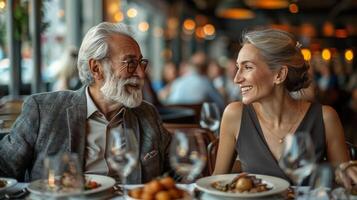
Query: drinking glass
107 127 138 189
308 164 334 200
43 152 84 194
200 102 220 136
279 132 316 198
169 130 207 183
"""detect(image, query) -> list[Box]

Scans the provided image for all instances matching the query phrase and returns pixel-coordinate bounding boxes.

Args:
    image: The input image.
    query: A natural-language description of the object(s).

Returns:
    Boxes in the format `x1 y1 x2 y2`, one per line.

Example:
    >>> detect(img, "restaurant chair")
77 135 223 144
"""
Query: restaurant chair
163 123 216 177
206 139 241 175
207 138 219 175
346 141 357 160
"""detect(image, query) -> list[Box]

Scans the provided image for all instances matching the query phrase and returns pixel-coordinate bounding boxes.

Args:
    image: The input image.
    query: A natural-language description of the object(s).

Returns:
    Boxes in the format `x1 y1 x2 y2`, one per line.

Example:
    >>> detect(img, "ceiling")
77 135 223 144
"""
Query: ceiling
166 0 357 45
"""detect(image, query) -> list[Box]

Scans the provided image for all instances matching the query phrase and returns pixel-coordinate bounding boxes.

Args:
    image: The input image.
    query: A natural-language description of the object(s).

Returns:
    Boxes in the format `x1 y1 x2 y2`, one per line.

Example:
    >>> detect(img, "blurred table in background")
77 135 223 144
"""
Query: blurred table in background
0 96 24 139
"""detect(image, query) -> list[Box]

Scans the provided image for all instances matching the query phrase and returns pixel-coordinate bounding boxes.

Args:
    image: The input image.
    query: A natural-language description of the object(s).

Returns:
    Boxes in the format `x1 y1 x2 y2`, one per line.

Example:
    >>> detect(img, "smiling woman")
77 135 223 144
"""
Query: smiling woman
213 28 351 188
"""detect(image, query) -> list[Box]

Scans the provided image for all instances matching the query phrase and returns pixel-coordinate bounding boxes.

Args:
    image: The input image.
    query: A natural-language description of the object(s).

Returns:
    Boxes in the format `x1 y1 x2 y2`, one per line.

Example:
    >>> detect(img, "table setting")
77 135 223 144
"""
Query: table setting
0 129 356 200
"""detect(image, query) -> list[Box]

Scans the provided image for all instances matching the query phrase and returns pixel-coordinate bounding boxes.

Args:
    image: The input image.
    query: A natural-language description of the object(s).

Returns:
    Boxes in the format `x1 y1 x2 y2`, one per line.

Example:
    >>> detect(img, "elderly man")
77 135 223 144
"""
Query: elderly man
0 22 172 183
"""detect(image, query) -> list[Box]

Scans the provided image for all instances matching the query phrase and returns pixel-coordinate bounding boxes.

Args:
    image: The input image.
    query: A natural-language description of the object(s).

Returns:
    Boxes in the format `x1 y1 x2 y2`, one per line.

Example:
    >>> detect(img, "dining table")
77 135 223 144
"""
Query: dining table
1 182 294 200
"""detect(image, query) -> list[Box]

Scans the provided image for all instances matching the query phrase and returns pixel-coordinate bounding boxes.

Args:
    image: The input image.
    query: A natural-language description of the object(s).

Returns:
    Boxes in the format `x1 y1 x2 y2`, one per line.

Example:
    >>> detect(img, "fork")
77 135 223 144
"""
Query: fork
112 183 124 195
1 188 29 199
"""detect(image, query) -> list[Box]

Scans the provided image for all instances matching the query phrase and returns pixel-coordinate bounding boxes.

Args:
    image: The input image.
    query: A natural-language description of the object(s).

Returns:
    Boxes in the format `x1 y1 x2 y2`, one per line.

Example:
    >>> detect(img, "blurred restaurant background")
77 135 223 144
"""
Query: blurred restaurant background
0 0 357 143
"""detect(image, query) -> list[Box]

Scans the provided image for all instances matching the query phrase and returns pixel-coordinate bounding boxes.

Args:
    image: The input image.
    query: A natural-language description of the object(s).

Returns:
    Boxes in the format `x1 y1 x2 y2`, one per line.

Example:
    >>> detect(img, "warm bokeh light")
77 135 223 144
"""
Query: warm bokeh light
300 23 316 37
289 3 298 13
114 12 124 22
195 27 205 39
203 24 215 36
322 49 331 61
323 21 334 37
335 29 348 38
217 8 255 20
138 22 149 32
345 49 354 62
183 19 196 31
127 8 138 18
245 0 289 9
301 48 311 61
0 1 6 10
109 2 119 14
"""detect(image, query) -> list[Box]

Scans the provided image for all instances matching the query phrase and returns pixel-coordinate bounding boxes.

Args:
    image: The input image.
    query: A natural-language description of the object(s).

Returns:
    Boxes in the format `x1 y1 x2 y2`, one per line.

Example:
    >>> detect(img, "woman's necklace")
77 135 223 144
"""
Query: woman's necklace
259 101 302 144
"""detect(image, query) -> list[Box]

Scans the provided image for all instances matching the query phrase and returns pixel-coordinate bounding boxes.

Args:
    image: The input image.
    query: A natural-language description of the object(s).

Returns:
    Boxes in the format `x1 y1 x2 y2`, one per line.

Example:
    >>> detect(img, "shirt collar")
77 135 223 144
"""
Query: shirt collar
85 86 126 120
86 86 100 119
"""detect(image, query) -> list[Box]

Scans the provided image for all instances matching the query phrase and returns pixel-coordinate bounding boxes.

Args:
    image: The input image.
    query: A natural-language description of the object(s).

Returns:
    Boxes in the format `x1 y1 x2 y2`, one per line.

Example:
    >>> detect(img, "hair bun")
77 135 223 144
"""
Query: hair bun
285 62 311 92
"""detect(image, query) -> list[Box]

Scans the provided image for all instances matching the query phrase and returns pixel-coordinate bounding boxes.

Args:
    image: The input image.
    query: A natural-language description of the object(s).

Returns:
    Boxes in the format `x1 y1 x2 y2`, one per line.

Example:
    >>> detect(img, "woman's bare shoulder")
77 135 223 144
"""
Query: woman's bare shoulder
223 102 244 119
221 102 244 138
321 105 340 122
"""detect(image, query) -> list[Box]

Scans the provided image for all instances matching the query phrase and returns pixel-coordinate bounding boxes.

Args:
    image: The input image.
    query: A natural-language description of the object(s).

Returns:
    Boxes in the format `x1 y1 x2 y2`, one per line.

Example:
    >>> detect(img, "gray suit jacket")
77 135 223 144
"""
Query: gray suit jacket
0 87 172 183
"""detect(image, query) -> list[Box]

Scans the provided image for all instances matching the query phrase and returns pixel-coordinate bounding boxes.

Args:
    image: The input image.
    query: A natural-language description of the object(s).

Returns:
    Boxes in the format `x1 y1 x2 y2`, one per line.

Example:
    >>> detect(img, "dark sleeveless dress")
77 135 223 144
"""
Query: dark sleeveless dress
236 102 326 184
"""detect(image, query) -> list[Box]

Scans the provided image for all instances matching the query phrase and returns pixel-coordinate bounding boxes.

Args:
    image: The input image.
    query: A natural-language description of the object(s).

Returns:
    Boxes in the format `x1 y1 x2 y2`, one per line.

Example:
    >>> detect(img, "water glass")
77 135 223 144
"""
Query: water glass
43 152 84 193
107 127 139 185
200 102 220 136
169 130 207 183
279 132 316 186
309 164 334 200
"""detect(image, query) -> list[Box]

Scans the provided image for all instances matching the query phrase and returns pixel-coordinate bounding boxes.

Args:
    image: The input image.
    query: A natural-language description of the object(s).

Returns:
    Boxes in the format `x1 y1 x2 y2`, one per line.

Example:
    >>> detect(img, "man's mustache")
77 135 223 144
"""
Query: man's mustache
123 77 144 87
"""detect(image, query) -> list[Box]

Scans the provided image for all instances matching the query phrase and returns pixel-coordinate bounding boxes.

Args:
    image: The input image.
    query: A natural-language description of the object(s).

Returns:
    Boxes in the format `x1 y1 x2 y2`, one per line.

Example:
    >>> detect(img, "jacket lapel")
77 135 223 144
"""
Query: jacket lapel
67 87 87 169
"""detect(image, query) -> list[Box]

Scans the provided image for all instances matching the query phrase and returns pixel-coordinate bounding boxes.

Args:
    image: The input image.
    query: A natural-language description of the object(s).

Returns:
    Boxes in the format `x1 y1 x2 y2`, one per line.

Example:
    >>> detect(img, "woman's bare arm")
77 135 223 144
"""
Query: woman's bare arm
213 102 243 174
323 105 349 165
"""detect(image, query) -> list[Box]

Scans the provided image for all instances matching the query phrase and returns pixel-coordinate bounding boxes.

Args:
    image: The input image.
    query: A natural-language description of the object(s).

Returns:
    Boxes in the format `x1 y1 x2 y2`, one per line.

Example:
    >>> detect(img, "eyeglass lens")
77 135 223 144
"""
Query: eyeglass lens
127 59 148 73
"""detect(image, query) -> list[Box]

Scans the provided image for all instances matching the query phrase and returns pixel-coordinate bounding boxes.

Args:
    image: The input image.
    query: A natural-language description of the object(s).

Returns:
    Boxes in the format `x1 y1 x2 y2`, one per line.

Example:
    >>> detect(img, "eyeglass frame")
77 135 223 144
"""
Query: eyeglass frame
103 57 149 74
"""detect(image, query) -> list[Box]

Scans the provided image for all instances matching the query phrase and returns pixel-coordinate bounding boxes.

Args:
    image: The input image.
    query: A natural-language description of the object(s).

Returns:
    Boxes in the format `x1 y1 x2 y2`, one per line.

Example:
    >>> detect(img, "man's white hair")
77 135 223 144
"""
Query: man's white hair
77 22 135 85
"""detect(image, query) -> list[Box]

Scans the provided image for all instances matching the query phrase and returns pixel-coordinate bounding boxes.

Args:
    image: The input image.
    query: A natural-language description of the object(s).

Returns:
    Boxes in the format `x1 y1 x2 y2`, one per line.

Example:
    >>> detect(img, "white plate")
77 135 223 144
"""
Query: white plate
0 177 17 192
196 174 290 198
27 174 115 197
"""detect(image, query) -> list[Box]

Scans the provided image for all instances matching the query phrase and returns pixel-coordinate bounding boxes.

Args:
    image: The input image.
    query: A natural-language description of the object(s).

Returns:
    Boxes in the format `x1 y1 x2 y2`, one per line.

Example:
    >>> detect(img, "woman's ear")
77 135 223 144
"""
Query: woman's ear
274 65 288 84
89 59 104 80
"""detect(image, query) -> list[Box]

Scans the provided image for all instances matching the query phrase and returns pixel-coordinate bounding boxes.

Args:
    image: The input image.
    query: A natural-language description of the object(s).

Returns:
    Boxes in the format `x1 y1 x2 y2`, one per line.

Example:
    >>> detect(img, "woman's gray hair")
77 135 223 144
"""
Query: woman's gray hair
241 28 310 92
77 22 135 85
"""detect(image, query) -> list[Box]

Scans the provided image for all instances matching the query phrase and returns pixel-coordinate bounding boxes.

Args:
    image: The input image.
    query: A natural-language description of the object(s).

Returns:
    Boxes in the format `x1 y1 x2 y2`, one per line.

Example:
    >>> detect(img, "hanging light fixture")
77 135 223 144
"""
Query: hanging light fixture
244 0 289 10
216 0 255 20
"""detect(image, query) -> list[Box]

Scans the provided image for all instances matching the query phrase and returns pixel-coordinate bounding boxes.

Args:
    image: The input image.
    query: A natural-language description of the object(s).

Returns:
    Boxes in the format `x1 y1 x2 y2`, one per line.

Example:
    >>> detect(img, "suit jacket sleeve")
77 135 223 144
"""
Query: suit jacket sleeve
0 96 39 181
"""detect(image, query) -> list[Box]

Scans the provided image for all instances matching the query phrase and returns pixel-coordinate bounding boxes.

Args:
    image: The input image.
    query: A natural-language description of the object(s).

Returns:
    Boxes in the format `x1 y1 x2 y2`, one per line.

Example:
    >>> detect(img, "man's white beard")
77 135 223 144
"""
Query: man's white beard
100 73 144 108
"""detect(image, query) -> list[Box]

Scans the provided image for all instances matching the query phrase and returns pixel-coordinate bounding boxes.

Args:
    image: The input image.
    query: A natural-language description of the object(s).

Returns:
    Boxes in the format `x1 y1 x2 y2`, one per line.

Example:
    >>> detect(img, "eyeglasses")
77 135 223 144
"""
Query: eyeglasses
120 58 149 74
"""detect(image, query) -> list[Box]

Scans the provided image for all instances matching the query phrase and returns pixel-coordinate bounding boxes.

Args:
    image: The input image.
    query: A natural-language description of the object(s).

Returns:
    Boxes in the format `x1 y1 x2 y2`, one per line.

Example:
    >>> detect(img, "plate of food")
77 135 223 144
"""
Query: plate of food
196 173 289 198
127 176 191 200
0 178 17 192
27 174 115 197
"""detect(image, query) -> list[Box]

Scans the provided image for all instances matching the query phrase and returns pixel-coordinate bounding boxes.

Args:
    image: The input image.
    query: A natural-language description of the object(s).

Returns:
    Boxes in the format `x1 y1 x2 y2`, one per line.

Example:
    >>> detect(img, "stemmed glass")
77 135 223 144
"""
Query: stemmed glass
169 130 207 183
309 164 334 200
200 102 220 136
107 127 139 194
279 132 316 198
42 152 84 195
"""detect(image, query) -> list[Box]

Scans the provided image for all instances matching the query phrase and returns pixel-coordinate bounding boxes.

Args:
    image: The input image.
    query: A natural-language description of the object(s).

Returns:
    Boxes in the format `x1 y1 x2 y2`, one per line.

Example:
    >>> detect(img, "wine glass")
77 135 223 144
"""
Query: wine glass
169 130 207 183
308 164 334 200
279 132 316 198
42 152 84 195
107 127 138 191
200 102 220 136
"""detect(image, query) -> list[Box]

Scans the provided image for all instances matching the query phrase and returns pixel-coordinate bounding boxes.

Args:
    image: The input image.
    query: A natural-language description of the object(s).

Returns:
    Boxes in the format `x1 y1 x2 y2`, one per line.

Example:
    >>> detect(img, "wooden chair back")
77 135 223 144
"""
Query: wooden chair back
163 123 216 177
206 138 241 175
